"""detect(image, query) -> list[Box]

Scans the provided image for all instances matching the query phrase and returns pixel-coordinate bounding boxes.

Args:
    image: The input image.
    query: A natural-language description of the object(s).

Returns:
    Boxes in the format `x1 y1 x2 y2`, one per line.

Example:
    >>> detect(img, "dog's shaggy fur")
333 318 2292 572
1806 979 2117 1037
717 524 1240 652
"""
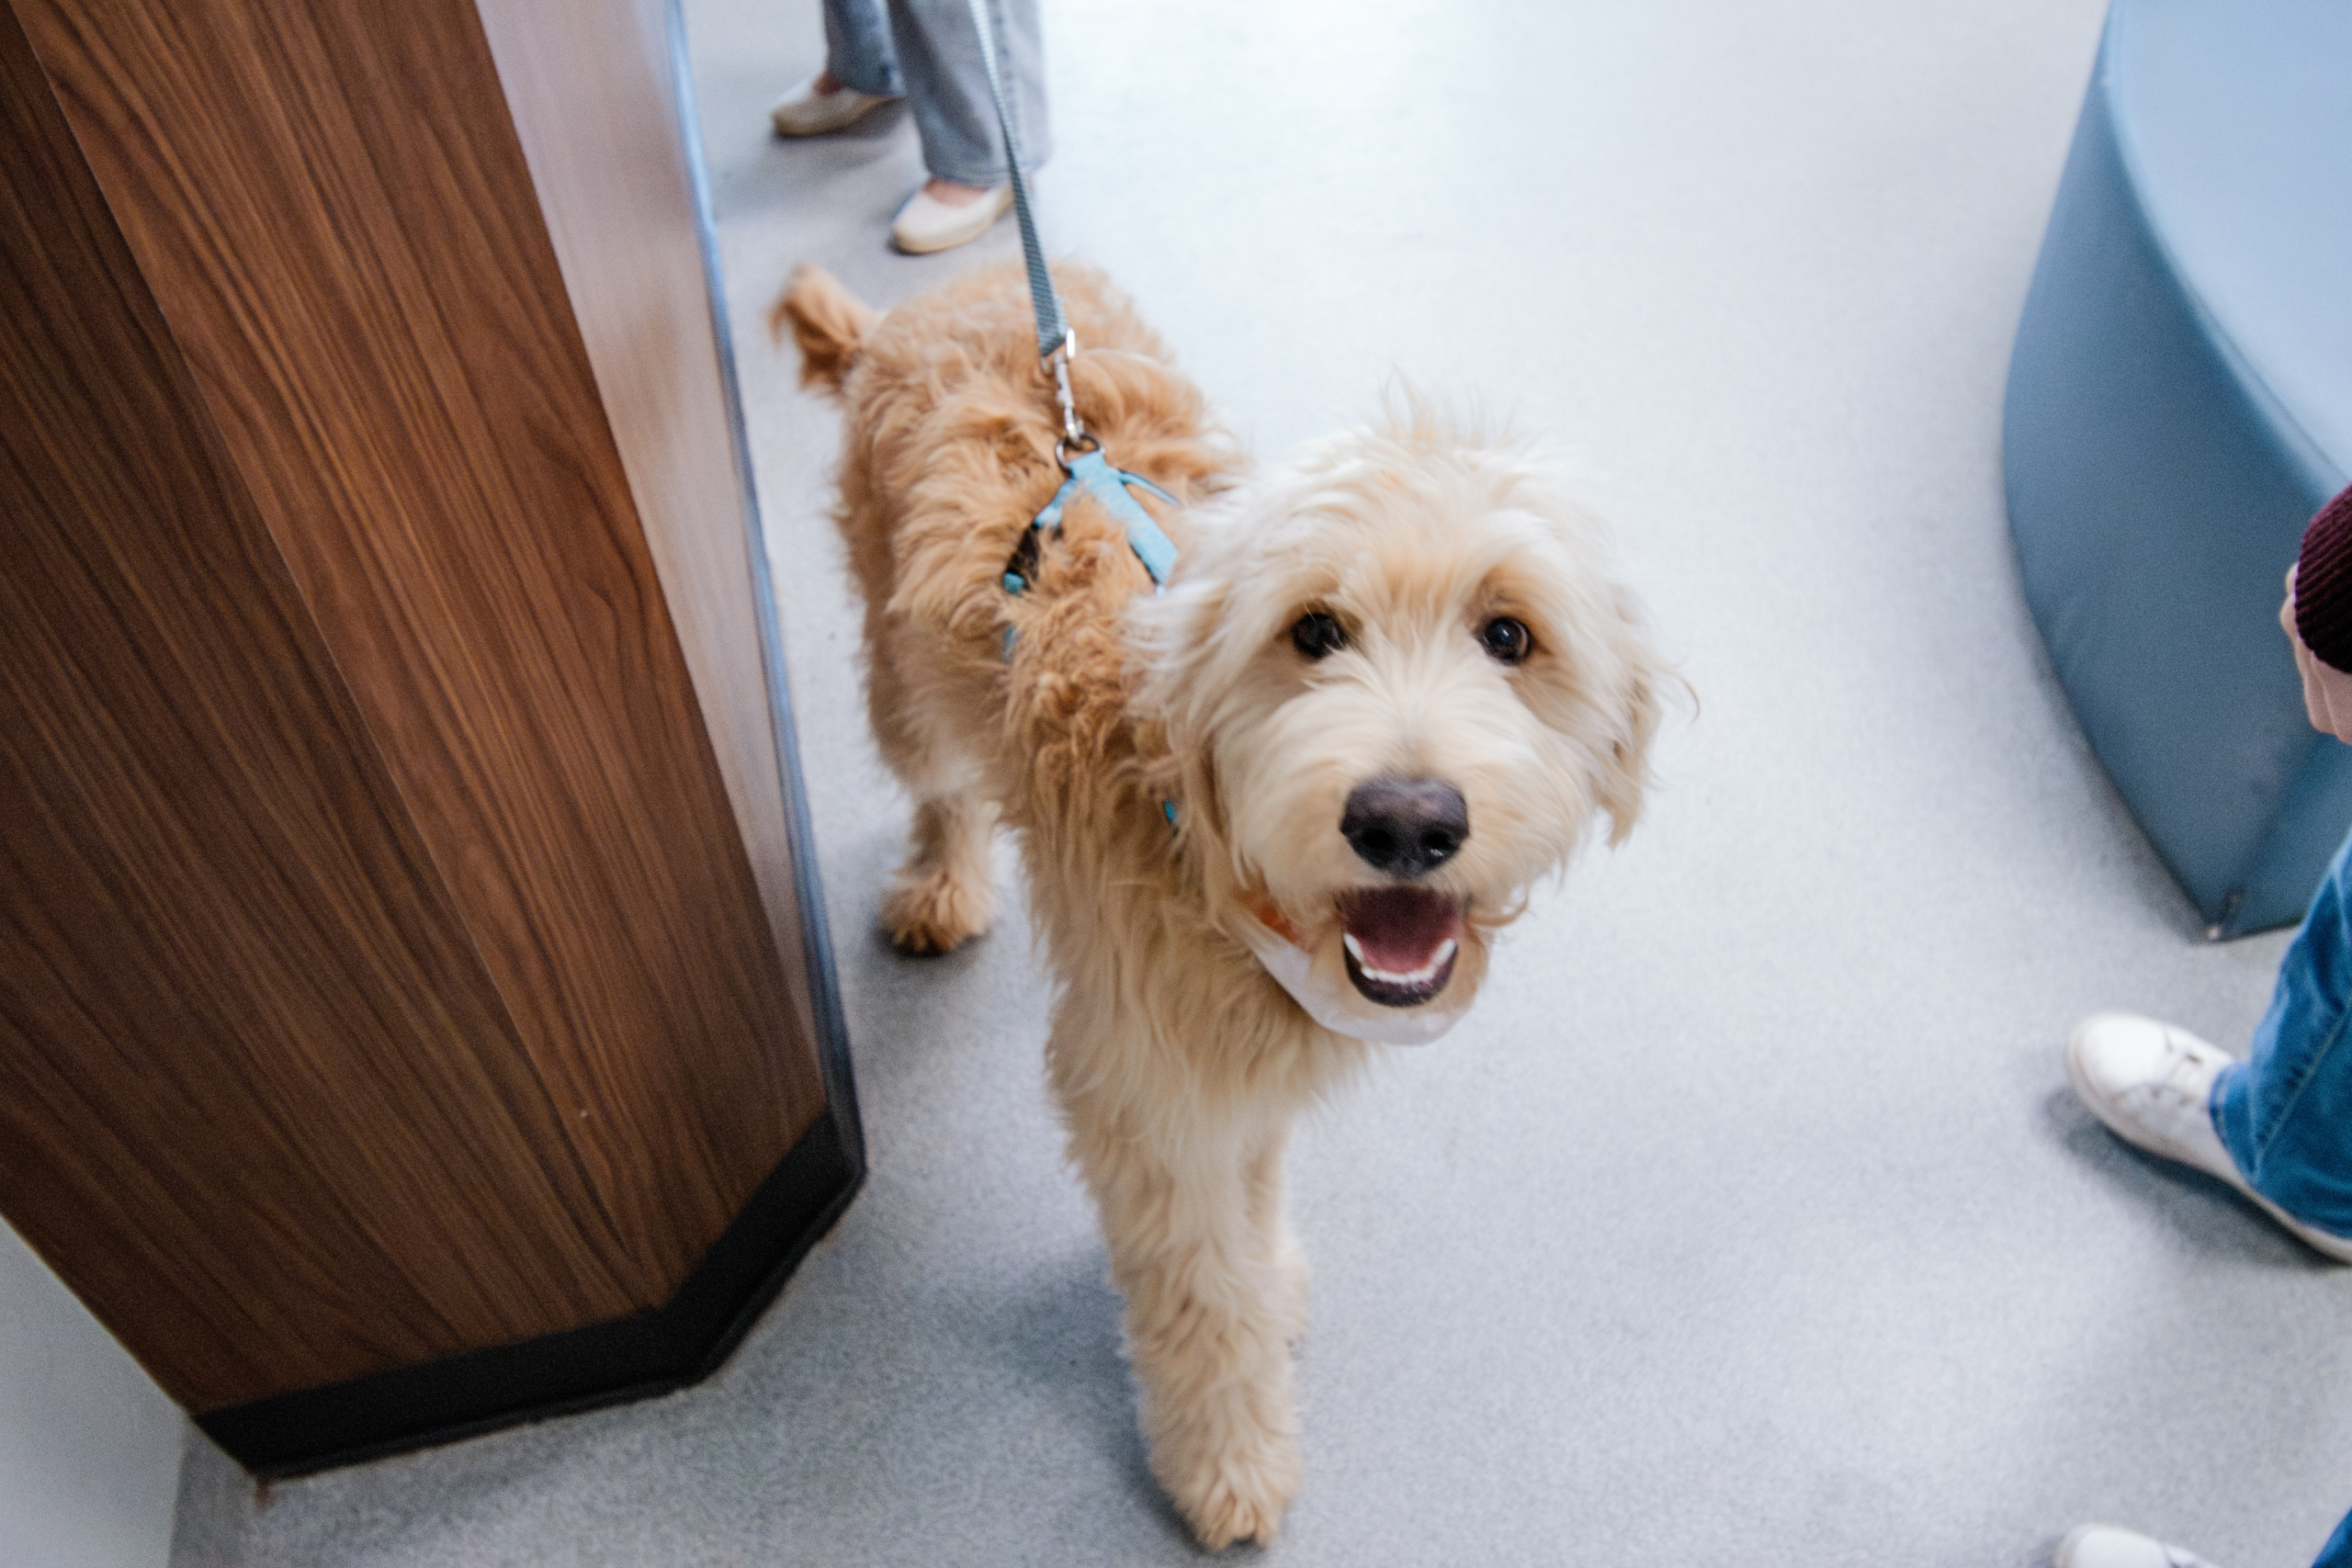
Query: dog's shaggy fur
779 260 1664 1548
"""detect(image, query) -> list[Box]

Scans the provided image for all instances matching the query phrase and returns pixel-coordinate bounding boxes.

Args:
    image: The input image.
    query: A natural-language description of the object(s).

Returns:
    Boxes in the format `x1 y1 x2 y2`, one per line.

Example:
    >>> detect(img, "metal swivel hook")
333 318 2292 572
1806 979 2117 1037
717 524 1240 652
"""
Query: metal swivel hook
1046 328 1084 452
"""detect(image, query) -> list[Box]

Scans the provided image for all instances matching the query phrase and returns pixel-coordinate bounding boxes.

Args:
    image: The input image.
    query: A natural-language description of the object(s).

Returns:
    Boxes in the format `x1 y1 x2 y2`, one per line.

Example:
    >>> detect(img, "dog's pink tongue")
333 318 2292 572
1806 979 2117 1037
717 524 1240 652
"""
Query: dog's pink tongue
1338 886 1463 972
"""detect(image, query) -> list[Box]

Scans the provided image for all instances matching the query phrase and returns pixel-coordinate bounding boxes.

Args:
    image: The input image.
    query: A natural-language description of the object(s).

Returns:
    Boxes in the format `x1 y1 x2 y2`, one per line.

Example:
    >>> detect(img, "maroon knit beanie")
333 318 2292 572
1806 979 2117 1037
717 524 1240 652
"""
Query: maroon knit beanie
2296 483 2352 673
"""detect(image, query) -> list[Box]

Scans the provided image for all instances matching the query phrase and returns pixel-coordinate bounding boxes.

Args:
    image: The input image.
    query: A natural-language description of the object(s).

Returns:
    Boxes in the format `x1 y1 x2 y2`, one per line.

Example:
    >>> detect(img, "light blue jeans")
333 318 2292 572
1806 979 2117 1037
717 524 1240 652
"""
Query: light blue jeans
2322 1511 2352 1568
821 0 1051 188
2209 830 2352 1568
2212 827 2352 1239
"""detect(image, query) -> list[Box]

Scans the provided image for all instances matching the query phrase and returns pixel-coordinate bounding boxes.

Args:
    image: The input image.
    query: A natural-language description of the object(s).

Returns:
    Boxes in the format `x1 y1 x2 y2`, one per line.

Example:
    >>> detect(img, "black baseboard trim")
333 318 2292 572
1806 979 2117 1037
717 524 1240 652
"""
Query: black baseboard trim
196 1107 863 1477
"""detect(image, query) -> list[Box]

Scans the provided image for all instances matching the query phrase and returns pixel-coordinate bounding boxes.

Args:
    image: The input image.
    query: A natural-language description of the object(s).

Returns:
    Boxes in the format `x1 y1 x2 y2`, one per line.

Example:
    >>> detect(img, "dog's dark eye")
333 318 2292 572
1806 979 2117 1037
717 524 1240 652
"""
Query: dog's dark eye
1291 612 1348 660
1480 615 1533 664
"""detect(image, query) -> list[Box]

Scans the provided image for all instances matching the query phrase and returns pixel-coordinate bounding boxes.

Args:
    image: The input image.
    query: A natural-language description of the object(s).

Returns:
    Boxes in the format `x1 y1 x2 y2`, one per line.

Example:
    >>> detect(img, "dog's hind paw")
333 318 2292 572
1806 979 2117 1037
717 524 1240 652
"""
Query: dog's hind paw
881 870 993 955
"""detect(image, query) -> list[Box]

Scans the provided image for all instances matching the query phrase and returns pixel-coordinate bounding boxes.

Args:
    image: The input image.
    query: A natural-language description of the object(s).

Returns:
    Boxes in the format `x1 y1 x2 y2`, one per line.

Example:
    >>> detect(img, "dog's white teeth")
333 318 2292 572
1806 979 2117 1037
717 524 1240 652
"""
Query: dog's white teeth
1352 939 1459 987
1342 933 1365 964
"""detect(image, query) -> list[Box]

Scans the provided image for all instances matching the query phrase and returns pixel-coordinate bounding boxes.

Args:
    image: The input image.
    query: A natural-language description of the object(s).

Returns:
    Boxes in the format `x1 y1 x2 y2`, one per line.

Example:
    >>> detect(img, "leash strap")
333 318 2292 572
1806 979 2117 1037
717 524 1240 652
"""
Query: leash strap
962 0 1066 361
967 0 1181 667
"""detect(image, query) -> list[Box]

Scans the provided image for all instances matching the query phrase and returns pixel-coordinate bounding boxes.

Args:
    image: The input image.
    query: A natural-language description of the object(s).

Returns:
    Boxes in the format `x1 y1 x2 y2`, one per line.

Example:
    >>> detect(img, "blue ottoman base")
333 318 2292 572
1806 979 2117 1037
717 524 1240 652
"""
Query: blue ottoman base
2005 8 2346 937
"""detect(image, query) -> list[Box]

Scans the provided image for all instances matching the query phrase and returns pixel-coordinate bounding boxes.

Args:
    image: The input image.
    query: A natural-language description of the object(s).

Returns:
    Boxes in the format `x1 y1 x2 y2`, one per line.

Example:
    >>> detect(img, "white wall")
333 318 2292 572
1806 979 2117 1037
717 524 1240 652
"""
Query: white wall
0 1219 187 1568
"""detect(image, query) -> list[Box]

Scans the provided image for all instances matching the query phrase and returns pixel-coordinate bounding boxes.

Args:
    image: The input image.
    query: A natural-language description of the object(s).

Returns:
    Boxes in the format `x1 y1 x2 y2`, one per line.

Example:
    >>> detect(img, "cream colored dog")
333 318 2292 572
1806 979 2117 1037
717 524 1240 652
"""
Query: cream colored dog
778 260 1664 1549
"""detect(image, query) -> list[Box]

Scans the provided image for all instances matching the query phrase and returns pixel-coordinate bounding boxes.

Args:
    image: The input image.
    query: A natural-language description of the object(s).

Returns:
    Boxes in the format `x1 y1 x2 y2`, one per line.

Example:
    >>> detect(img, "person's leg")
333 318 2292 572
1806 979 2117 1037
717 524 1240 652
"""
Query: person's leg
885 0 1051 188
773 0 901 136
2213 829 2352 1239
2312 1501 2352 1568
822 0 903 97
2066 823 2352 1260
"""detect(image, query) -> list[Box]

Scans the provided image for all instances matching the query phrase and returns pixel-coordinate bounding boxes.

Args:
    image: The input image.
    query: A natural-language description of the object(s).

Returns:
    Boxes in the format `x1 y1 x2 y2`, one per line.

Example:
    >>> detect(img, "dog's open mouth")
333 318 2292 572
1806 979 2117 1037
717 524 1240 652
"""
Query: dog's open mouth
1337 887 1464 1008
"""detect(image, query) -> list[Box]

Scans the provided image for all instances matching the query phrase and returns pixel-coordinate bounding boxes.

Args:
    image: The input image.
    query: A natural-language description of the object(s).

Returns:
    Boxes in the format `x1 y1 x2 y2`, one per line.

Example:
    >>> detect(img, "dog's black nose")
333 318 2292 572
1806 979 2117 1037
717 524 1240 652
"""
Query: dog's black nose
1340 777 1469 878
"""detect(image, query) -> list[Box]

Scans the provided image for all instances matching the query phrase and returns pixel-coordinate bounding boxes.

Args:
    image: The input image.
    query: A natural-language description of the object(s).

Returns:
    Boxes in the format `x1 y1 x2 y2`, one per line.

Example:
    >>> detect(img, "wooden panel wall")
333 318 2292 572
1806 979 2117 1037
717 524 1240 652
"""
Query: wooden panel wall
473 0 825 1086
0 0 828 1414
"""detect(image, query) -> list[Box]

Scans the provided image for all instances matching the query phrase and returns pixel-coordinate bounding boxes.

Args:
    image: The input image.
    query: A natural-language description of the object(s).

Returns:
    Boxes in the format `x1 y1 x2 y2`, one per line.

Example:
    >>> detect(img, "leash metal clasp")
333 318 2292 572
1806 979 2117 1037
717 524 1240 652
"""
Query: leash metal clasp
1046 327 1084 450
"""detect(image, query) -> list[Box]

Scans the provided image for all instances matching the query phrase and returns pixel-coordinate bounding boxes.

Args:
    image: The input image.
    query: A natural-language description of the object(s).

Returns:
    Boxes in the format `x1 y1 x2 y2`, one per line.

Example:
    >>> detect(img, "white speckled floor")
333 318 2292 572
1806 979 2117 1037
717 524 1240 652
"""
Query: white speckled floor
173 1 2352 1563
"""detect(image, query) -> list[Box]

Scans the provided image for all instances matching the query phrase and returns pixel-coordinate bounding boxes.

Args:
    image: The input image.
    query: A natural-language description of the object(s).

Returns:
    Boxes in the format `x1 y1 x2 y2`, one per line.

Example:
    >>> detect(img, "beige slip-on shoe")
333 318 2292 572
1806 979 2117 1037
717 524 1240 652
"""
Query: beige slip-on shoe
889 183 1013 254
770 74 896 137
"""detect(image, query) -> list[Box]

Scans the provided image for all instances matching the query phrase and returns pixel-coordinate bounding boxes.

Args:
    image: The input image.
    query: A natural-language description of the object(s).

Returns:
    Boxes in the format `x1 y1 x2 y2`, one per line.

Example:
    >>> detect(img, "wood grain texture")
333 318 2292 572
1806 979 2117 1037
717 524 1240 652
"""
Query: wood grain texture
0 1 636 1410
474 0 826 1096
2 0 828 1409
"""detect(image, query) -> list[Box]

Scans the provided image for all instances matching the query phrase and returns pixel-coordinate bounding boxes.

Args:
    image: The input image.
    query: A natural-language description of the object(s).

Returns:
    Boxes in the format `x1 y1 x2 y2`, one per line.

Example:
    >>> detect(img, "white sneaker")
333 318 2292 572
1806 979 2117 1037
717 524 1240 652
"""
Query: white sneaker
889 182 1013 254
769 74 896 137
2056 1524 2223 1568
2065 1011 2352 1263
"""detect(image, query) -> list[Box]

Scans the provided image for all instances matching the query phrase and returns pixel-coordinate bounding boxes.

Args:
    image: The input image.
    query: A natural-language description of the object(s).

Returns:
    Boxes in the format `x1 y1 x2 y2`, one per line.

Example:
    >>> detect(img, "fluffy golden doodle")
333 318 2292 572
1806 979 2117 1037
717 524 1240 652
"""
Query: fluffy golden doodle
779 260 1663 1548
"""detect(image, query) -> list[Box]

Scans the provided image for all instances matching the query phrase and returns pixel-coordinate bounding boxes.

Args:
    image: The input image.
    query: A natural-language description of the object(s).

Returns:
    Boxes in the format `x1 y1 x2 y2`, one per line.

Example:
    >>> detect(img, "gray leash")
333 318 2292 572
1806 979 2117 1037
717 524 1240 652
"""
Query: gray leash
962 0 1179 622
961 0 1083 446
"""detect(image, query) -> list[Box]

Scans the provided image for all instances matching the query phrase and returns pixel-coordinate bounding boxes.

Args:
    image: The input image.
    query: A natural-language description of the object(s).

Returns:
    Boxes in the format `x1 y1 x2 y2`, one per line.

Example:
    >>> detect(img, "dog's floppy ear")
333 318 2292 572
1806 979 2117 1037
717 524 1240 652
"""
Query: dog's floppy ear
1129 554 1242 882
1593 584 1667 846
770 264 879 397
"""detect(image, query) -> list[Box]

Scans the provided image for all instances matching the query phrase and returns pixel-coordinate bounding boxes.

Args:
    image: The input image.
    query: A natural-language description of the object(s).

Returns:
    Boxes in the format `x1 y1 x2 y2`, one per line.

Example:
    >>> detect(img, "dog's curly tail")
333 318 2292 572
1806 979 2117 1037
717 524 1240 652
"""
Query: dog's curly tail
769 263 878 397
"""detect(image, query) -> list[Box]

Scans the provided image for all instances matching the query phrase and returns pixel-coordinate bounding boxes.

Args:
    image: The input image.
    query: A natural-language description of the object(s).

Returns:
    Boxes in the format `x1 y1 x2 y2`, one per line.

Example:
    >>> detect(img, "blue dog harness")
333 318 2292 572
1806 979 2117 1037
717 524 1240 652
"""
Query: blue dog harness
999 449 1178 659
1001 447 1181 598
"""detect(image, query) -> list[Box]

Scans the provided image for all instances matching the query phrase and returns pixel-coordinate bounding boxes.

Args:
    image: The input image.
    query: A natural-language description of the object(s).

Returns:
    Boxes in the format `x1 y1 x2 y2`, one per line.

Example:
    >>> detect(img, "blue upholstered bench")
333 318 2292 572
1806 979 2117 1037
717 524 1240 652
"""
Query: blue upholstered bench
2005 0 2352 936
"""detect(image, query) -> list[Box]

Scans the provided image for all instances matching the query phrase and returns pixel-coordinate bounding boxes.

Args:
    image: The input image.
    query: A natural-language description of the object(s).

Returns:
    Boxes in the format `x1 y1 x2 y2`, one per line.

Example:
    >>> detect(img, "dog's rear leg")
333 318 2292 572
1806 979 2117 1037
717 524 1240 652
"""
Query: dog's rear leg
1071 1101 1304 1549
865 637 998 954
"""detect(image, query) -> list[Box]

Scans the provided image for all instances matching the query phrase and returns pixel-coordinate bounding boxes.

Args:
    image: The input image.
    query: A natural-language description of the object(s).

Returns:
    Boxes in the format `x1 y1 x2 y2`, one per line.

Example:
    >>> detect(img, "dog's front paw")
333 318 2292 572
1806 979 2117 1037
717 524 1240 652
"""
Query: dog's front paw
1154 1421 1301 1551
881 868 993 954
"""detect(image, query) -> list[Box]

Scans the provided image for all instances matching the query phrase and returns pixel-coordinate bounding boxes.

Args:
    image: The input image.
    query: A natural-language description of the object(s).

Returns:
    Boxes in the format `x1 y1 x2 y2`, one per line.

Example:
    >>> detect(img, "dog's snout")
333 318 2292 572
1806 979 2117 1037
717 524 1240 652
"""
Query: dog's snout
1340 777 1469 878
